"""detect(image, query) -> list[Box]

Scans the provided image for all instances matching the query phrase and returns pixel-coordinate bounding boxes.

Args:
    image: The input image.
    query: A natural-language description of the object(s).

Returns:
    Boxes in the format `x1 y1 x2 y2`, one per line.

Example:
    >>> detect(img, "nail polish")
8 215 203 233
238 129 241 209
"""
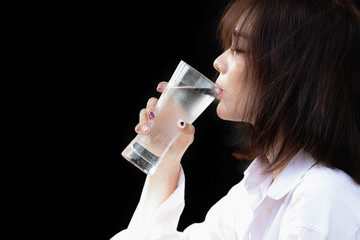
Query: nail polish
142 125 150 133
177 119 186 129
135 125 141 132
149 111 155 120
157 84 164 90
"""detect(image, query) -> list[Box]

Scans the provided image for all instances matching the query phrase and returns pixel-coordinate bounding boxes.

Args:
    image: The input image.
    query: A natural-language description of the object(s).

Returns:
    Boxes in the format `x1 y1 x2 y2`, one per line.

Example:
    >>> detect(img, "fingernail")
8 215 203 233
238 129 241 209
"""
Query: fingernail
157 84 164 90
135 125 141 132
142 124 150 133
177 119 186 129
148 111 155 120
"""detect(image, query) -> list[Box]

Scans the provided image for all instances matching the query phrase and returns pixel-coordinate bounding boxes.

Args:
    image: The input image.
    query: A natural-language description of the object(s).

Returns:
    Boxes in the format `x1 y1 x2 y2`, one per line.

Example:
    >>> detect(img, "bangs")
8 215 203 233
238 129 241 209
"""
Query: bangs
218 0 257 50
218 0 261 161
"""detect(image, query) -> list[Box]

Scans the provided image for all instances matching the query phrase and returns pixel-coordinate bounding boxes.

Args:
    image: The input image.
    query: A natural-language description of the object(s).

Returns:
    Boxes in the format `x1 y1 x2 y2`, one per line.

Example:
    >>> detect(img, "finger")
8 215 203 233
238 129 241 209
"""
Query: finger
135 124 141 133
146 97 158 120
139 109 150 134
156 81 168 93
176 119 195 134
176 119 195 144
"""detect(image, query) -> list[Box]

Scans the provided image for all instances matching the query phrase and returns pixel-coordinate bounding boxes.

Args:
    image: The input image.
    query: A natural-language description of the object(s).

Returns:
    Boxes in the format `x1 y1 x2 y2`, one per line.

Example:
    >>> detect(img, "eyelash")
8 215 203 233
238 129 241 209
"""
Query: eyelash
231 47 246 55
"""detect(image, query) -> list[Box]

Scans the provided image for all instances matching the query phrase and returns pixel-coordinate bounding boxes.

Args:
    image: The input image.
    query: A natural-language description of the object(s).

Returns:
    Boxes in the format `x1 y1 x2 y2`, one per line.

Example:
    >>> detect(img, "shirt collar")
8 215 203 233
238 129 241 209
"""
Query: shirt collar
267 149 316 200
243 149 316 201
243 157 271 187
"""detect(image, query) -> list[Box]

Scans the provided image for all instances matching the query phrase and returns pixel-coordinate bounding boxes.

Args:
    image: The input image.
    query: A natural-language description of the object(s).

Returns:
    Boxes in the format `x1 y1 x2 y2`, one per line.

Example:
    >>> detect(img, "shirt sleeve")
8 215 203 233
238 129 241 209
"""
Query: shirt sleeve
110 167 251 240
110 168 186 240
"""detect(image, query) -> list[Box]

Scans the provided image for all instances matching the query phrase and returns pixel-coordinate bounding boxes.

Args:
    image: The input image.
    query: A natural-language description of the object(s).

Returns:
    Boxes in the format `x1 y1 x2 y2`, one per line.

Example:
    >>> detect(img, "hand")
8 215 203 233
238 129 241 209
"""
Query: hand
134 81 195 171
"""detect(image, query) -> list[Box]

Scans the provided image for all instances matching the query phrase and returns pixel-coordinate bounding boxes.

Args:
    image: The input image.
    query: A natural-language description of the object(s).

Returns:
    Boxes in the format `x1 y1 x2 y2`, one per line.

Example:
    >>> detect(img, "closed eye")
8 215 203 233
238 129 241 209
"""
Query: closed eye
231 47 246 54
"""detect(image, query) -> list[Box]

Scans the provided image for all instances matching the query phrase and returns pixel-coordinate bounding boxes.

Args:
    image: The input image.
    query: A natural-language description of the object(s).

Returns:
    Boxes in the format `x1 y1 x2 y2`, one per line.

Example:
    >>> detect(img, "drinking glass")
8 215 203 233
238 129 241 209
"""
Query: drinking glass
122 61 218 175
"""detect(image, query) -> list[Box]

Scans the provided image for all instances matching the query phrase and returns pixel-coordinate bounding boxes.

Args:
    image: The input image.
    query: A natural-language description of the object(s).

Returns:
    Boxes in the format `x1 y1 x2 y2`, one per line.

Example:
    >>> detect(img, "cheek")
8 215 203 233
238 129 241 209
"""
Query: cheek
216 64 249 121
216 85 242 121
216 90 246 121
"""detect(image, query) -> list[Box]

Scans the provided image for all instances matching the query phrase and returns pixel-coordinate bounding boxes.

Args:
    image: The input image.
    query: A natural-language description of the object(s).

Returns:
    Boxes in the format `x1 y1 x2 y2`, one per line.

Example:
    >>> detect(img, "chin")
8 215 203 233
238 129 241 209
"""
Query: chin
216 104 234 121
216 103 247 122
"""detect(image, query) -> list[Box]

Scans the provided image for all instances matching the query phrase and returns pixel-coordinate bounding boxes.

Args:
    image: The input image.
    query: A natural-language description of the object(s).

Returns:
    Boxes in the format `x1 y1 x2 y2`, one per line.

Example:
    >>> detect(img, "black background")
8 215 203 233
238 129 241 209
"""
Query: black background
53 0 250 239
14 0 360 239
14 1 250 239
14 1 249 238
94 1 248 239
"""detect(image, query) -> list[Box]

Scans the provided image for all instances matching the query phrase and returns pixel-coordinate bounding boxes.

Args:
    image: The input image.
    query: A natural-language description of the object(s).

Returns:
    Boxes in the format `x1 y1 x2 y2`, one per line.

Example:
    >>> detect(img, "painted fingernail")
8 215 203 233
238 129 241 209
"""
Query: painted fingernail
157 84 164 90
135 125 141 132
142 124 150 133
148 111 155 120
177 119 186 129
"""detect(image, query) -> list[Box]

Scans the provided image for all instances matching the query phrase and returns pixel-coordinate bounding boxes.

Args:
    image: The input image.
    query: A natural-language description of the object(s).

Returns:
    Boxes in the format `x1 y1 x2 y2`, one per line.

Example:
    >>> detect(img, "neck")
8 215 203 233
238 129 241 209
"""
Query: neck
266 139 293 180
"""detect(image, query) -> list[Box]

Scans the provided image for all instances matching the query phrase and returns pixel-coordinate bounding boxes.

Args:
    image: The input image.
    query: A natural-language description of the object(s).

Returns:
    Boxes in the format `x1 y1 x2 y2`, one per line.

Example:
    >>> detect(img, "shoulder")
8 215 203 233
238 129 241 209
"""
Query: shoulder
295 164 360 204
284 164 360 238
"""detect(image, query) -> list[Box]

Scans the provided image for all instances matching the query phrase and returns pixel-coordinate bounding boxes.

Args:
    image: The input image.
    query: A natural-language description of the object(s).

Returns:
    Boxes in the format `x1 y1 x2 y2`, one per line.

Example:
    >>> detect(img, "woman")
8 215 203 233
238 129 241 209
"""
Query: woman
113 0 360 239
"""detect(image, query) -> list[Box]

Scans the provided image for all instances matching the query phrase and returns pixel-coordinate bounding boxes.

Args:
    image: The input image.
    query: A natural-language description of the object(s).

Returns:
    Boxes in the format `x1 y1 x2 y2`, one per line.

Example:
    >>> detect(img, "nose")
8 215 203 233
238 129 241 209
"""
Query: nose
213 51 227 74
213 57 221 72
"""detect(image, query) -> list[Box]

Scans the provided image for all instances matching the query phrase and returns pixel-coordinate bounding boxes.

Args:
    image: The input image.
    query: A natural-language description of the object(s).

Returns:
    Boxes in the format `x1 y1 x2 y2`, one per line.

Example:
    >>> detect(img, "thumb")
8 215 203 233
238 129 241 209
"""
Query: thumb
161 119 195 162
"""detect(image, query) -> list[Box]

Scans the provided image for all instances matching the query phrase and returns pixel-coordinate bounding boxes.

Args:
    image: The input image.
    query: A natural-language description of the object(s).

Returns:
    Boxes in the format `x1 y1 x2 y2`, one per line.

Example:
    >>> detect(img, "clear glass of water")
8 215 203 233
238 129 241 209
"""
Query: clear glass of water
122 61 218 175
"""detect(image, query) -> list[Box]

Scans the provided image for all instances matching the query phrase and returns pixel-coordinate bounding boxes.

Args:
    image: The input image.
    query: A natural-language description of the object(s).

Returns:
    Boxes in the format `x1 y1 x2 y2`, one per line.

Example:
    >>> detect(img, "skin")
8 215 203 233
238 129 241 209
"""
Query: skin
135 45 250 175
134 39 286 211
213 48 253 122
133 82 195 217
132 46 256 212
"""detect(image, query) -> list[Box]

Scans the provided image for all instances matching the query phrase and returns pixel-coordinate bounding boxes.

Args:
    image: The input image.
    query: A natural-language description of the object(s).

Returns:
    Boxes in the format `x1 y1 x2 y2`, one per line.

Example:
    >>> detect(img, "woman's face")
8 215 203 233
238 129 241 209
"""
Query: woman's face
213 35 254 122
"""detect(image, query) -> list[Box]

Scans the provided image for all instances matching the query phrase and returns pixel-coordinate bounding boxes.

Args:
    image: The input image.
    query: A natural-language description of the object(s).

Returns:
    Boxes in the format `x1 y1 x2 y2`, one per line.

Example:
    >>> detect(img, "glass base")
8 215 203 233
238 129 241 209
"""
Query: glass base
122 142 159 175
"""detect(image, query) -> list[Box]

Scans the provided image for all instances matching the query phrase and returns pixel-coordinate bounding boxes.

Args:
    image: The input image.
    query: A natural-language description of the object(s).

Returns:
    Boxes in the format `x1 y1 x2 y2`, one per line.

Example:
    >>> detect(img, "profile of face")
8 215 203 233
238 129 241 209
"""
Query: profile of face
213 28 254 123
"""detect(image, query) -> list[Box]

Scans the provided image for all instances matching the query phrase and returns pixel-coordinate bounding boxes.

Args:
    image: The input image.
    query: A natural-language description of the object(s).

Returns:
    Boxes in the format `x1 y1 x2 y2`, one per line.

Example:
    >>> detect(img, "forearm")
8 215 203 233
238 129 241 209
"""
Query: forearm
138 157 181 220
115 162 185 240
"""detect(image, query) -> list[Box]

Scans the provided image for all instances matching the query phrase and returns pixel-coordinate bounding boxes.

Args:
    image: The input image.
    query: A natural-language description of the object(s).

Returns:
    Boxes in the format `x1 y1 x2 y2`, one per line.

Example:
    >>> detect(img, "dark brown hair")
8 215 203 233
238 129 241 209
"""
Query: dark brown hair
219 0 360 184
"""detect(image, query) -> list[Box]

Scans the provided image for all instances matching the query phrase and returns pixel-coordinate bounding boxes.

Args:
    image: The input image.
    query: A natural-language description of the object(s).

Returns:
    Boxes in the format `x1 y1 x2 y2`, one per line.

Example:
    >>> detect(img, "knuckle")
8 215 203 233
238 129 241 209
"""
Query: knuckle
179 134 194 146
147 97 158 106
187 125 195 135
135 124 141 133
139 108 147 117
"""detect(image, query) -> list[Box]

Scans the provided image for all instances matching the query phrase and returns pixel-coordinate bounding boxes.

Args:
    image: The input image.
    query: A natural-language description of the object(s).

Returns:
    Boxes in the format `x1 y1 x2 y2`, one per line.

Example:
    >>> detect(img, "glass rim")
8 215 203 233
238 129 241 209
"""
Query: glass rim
179 60 215 87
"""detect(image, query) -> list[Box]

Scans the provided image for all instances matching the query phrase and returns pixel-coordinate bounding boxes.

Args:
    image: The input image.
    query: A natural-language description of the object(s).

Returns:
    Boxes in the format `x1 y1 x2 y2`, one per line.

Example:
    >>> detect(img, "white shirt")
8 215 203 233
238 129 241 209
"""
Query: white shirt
112 150 360 239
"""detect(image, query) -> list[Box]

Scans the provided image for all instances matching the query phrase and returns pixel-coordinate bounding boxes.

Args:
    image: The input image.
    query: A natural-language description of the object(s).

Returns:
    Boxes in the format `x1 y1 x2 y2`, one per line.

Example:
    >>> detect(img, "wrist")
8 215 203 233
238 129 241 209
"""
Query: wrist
153 160 181 178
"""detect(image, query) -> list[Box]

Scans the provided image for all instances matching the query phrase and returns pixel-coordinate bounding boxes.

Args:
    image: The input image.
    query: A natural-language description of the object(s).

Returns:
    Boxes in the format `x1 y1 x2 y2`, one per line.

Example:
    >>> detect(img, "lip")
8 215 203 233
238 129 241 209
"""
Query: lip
215 82 223 99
